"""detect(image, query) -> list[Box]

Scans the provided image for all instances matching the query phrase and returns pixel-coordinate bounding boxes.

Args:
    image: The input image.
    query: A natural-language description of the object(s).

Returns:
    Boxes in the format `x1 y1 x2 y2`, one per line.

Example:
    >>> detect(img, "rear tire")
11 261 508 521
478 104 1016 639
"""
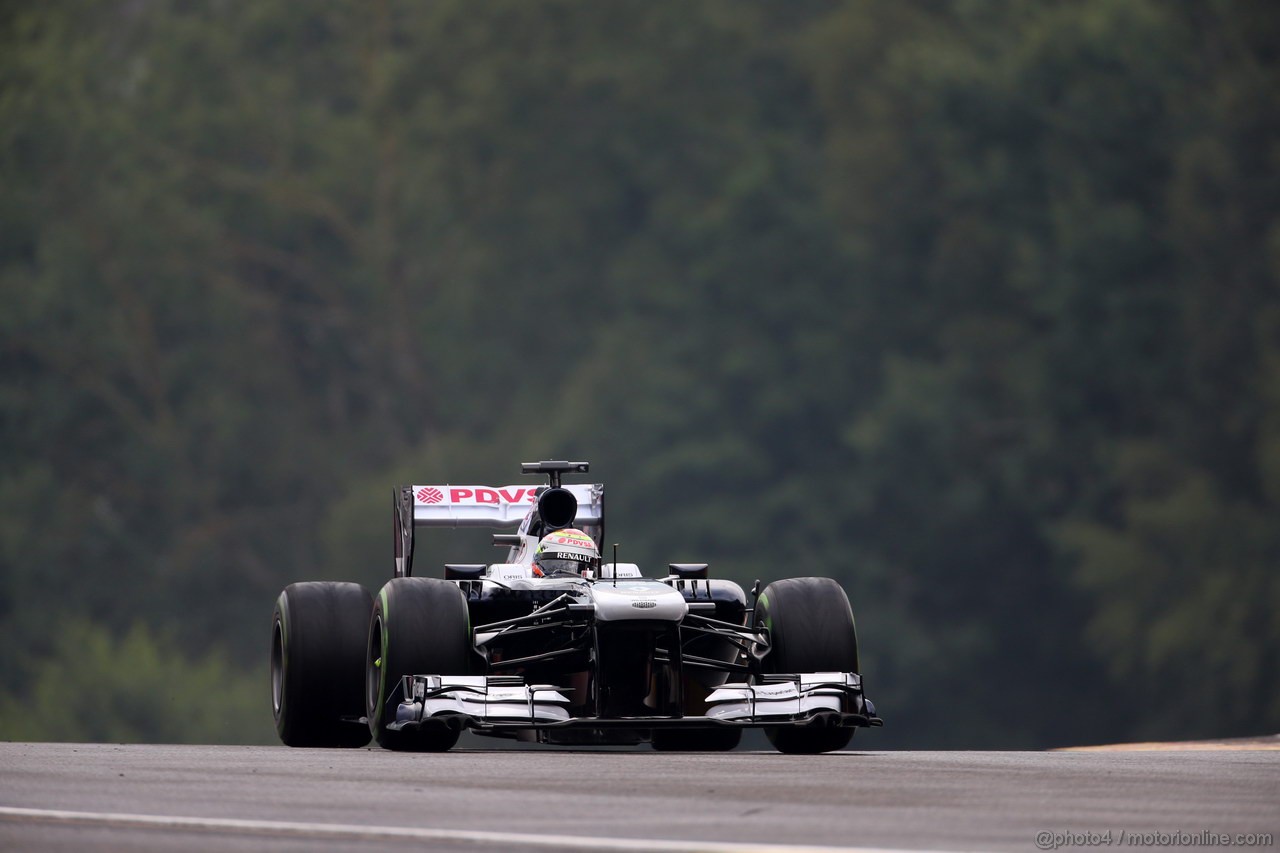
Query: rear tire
651 727 742 751
755 577 860 754
367 577 473 751
271 582 373 748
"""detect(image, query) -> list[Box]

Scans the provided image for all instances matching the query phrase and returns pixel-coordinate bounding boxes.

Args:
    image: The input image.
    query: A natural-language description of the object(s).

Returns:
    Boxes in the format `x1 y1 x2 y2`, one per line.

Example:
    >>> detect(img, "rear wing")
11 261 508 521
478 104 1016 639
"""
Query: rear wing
394 482 604 577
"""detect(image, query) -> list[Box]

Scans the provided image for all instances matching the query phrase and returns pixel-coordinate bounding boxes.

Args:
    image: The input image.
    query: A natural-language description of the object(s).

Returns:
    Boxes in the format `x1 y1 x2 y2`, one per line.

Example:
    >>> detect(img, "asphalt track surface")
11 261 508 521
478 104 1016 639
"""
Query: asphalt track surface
0 741 1276 852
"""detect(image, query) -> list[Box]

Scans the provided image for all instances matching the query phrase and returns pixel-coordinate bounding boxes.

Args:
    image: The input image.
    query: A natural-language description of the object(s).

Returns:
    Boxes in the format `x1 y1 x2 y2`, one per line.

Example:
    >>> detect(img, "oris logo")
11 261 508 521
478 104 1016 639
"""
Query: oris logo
417 487 444 504
631 600 657 609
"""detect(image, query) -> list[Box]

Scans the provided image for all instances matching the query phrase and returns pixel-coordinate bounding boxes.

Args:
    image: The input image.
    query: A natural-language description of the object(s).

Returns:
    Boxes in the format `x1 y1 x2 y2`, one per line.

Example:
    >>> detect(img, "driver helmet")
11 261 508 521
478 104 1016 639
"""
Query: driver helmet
533 528 600 577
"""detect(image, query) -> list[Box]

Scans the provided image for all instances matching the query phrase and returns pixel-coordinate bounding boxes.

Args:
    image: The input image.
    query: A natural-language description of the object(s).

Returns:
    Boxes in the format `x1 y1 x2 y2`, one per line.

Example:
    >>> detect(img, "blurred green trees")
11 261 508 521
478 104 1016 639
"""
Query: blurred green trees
1 0 1276 746
0 619 268 744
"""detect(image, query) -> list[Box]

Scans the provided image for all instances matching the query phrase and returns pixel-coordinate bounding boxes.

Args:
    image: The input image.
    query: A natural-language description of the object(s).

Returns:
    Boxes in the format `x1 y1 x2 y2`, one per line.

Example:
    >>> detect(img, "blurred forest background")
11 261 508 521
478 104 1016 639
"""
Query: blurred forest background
2 0 1277 748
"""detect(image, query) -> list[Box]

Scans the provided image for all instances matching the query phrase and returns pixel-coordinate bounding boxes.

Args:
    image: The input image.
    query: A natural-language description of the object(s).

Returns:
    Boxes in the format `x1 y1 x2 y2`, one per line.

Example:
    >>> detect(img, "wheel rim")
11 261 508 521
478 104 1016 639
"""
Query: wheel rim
367 613 384 723
270 618 284 717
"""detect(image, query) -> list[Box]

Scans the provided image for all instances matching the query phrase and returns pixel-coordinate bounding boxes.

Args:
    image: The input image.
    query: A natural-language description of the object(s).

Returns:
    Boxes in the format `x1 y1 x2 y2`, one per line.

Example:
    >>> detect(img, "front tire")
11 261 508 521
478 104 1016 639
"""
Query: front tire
755 577 860 754
367 577 473 751
271 581 373 748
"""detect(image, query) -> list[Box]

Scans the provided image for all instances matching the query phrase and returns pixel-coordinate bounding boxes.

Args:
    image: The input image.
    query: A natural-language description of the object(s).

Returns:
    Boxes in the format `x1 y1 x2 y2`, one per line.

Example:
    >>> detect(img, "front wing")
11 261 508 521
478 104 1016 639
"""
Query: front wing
387 672 883 734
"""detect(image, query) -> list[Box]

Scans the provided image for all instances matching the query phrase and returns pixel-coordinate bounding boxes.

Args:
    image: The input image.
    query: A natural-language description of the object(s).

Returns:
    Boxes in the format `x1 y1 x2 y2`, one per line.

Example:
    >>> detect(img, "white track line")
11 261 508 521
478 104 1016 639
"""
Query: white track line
0 805 959 853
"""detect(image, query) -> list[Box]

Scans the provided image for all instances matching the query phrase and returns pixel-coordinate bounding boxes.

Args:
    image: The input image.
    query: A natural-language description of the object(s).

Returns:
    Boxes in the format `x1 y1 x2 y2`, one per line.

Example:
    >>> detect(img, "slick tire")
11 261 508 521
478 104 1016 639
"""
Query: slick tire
651 727 742 752
271 581 373 748
755 577 860 754
368 577 473 752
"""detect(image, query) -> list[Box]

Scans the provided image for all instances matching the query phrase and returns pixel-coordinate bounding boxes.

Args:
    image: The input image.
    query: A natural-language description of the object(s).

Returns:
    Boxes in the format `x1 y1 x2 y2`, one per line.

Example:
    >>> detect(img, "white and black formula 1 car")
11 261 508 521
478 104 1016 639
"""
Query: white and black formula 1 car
270 461 881 753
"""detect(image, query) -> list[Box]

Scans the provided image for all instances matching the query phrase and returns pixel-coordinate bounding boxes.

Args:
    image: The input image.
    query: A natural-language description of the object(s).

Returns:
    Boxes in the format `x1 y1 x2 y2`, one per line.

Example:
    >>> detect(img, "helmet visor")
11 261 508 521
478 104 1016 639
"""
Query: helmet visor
536 551 598 576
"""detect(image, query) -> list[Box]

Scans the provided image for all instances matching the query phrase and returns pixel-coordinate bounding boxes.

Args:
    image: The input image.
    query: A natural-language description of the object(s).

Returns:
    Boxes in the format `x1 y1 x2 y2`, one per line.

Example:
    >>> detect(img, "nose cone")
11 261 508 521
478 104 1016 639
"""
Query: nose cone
591 581 688 622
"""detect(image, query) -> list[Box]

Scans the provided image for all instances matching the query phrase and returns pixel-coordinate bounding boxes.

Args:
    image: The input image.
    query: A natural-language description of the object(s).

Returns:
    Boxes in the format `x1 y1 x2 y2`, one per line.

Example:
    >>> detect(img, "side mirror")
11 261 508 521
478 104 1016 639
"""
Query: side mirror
668 563 709 579
444 563 486 580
